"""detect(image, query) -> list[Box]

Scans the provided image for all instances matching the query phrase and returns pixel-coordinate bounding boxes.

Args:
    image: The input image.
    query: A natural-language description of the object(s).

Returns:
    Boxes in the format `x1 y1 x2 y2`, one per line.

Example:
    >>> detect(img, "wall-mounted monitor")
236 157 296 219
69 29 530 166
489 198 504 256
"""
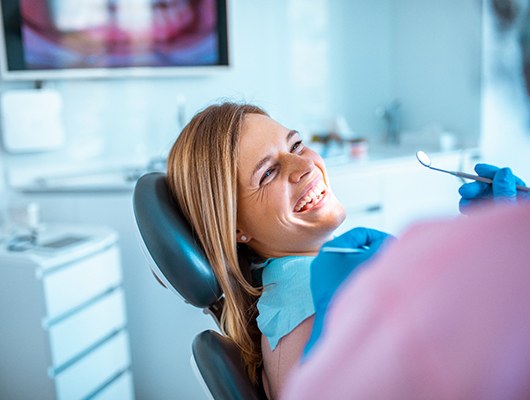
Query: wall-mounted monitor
0 0 229 81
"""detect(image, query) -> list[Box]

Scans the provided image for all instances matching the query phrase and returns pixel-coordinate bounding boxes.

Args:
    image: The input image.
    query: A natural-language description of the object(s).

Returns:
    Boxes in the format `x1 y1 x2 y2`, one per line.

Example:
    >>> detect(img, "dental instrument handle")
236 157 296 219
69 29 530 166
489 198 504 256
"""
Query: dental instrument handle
321 246 369 254
452 171 530 192
452 171 493 183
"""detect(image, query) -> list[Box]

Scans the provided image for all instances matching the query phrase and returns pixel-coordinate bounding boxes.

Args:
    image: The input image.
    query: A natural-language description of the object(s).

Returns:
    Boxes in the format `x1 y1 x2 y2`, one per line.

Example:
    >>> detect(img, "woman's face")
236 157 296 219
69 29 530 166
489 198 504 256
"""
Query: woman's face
237 113 346 259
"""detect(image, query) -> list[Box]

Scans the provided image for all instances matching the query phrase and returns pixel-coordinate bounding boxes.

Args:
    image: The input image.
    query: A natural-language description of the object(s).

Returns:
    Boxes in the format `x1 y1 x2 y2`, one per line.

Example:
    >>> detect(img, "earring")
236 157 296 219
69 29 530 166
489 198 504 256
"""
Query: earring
240 235 248 242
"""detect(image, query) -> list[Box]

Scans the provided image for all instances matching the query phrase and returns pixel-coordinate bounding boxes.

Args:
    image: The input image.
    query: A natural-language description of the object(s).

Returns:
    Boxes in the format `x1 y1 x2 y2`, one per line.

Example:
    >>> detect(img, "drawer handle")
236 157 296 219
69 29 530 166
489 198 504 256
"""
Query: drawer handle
364 205 382 213
349 204 382 214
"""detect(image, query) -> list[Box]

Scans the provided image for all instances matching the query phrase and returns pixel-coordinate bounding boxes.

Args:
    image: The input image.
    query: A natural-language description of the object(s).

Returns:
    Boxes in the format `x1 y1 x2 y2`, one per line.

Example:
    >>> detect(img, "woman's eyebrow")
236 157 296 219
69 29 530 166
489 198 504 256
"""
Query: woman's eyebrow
286 129 299 142
251 155 272 183
250 130 299 183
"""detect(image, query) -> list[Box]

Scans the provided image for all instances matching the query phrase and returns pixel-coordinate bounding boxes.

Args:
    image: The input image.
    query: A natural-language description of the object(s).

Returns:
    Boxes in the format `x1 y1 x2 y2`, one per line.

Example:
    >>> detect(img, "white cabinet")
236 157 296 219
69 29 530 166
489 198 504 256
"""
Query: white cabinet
0 225 134 400
22 190 217 399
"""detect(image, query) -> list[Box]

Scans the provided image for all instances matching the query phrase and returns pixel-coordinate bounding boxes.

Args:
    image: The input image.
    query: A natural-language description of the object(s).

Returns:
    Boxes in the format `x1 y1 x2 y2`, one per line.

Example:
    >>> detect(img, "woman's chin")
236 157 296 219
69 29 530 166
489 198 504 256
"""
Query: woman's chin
326 198 347 228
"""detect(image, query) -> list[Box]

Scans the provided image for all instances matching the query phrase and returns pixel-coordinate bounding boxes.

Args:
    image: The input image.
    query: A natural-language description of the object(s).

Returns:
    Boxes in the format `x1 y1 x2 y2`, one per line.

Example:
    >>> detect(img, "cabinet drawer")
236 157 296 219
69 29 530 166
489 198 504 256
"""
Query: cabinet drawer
49 289 127 368
43 246 122 319
329 170 382 212
92 370 134 400
55 331 130 400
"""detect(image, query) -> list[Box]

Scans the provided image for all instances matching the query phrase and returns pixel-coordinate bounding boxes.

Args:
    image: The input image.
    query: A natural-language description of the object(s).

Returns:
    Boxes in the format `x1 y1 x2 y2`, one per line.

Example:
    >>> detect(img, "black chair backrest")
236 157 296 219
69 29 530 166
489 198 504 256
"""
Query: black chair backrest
133 172 267 400
193 330 268 400
133 172 222 313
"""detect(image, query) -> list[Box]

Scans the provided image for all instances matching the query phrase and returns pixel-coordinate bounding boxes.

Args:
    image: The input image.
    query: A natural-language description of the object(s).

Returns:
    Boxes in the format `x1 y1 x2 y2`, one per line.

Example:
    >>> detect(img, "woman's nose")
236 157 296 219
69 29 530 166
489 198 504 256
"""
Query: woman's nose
287 155 314 183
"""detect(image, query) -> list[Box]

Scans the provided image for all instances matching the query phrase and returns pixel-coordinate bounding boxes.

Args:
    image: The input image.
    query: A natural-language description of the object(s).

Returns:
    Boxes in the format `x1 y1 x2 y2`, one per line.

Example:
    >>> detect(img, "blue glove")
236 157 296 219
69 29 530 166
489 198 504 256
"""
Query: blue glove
303 227 393 359
458 164 528 214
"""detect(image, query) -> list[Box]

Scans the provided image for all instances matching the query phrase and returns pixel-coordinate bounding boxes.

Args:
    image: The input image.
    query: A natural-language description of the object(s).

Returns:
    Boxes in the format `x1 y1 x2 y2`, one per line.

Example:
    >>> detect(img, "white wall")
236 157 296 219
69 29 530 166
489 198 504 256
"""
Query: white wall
324 0 483 146
328 0 394 137
391 0 483 146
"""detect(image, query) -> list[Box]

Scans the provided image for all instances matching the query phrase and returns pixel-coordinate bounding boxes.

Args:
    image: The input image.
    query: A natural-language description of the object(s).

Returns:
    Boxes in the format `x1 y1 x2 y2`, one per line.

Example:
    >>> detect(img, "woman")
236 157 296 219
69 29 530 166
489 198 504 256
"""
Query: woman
166 100 525 398
166 102 348 398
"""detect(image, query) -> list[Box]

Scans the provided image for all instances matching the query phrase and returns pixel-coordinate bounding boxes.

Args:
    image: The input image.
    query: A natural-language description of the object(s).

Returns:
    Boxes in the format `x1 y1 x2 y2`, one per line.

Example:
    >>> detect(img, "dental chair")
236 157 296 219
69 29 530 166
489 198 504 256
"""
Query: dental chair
133 172 267 400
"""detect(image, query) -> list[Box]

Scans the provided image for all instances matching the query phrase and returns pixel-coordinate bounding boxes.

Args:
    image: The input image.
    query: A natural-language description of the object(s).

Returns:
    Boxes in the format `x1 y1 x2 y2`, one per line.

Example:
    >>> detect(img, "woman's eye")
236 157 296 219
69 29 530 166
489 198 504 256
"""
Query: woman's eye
260 168 275 185
291 140 304 153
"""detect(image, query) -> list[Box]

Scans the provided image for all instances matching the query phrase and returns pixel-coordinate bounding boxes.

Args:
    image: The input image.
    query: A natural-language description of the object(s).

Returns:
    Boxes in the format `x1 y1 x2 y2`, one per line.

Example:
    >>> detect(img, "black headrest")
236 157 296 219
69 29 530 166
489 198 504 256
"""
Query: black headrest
133 172 222 309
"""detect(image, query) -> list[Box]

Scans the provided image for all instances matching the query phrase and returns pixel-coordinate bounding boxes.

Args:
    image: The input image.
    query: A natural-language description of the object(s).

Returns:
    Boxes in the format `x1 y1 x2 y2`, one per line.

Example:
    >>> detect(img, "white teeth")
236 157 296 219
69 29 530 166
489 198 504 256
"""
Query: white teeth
294 181 327 212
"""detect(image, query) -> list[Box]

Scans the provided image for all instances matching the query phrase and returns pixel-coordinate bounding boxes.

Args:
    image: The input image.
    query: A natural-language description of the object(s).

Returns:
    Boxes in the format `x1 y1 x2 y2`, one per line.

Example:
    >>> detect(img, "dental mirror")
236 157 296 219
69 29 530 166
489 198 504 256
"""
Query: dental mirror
416 150 432 168
415 150 530 192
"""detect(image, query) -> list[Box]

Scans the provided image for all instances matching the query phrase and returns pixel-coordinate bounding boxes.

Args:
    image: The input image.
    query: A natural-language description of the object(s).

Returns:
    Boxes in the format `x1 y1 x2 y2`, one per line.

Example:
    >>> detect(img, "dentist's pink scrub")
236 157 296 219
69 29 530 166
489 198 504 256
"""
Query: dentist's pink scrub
283 203 530 400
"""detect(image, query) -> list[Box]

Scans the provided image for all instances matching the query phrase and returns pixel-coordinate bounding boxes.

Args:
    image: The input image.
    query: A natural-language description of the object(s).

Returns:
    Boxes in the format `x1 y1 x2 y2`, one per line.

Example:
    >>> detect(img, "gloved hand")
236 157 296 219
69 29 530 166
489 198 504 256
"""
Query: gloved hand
459 164 529 214
303 227 394 359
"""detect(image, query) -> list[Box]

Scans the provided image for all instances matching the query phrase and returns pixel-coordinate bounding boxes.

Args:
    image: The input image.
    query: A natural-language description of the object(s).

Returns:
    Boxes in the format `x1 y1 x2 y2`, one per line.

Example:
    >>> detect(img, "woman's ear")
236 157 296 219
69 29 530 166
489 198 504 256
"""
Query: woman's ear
236 229 251 243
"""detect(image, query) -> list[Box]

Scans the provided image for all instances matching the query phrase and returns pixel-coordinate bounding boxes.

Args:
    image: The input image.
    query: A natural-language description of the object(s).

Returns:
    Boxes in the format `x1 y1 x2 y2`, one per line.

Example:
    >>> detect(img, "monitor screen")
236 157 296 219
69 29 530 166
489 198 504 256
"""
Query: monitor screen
0 0 229 80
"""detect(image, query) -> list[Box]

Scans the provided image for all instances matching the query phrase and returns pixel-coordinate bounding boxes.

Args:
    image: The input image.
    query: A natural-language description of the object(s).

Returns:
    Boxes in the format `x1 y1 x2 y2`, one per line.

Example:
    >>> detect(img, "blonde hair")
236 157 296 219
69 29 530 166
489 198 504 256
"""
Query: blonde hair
167 102 267 383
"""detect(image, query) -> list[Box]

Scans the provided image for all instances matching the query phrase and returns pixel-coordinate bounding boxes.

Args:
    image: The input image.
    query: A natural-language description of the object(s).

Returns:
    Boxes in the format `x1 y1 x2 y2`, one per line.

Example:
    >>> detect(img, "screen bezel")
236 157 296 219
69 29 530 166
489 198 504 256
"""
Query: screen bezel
0 0 230 81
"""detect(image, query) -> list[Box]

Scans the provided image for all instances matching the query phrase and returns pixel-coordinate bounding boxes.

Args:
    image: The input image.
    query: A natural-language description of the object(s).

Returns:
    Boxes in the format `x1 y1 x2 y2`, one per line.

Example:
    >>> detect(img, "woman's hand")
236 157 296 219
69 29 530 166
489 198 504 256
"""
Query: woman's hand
459 164 528 213
303 227 393 358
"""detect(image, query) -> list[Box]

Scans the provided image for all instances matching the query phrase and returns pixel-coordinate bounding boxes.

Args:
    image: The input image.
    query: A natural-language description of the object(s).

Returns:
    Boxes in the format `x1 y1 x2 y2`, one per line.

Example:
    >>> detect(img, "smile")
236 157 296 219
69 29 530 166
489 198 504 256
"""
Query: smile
294 180 327 212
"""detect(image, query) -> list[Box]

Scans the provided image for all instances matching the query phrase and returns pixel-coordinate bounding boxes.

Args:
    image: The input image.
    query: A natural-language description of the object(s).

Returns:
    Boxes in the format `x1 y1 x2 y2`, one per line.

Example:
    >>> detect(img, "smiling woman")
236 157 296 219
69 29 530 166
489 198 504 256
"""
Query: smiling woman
166 101 346 398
